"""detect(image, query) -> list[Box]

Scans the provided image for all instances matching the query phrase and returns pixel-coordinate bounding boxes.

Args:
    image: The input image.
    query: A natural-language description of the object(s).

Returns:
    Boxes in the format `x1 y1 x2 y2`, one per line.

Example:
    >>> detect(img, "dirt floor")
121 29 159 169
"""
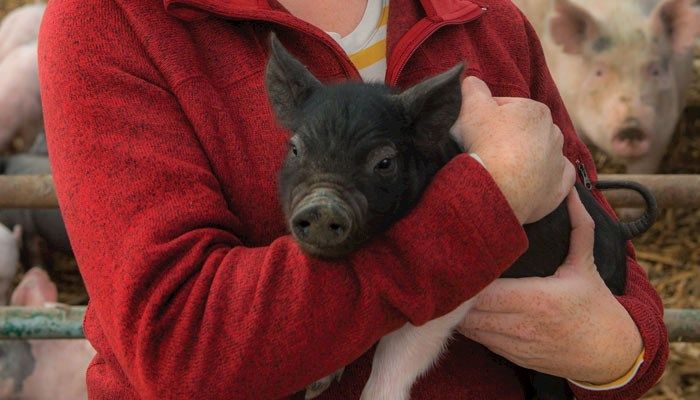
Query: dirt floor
1 1 699 398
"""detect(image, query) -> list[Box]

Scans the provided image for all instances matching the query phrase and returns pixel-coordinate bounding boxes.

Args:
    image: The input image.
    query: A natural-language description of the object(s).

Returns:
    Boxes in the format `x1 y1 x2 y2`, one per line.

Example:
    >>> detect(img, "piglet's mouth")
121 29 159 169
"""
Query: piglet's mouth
611 127 651 159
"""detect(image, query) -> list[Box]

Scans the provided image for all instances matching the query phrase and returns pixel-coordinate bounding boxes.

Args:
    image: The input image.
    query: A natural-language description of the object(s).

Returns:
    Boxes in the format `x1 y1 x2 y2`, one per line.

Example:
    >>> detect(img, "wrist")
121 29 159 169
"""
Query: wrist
470 152 528 225
569 350 645 391
570 299 644 385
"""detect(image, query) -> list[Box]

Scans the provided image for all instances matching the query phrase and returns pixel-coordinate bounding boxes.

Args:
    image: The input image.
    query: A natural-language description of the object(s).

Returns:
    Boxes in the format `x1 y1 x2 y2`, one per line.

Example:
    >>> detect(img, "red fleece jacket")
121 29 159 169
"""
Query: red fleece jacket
37 0 667 398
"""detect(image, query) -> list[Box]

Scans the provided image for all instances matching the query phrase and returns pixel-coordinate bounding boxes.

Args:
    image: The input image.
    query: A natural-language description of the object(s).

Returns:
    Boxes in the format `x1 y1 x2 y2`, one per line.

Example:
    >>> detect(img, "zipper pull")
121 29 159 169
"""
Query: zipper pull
576 160 593 190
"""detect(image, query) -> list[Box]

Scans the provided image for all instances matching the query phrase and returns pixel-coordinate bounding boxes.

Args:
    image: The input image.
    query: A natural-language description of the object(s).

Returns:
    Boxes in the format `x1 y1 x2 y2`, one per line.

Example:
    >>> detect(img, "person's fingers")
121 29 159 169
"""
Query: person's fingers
552 124 564 151
460 309 532 339
460 76 498 114
462 330 546 365
554 160 577 207
562 159 576 191
562 188 595 266
462 328 513 350
471 278 550 313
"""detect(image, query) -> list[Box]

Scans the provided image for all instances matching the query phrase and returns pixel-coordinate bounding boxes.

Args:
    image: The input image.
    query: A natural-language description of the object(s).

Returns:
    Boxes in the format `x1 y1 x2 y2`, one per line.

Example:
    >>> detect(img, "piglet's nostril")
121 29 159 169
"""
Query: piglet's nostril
290 200 352 249
293 219 311 237
298 220 311 228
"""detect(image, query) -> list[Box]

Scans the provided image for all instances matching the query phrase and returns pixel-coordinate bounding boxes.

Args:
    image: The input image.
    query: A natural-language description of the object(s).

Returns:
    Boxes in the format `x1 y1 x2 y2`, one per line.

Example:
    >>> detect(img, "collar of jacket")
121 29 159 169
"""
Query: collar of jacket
163 0 484 24
162 0 486 84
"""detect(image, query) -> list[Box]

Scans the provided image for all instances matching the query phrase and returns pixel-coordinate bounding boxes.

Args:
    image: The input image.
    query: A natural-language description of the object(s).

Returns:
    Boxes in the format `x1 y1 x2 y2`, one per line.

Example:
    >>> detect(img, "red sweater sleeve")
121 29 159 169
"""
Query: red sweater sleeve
517 13 669 399
38 1 527 398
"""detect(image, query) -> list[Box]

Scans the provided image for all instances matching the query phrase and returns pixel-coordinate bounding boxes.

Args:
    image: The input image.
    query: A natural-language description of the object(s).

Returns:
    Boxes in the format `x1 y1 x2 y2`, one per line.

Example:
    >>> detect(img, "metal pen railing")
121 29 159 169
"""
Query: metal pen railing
0 174 698 342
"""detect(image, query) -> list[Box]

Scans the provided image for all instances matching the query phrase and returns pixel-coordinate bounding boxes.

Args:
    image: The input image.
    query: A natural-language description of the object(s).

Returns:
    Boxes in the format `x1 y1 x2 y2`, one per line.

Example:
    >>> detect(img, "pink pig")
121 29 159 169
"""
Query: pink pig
514 0 700 173
0 3 45 62
0 41 42 151
0 268 94 400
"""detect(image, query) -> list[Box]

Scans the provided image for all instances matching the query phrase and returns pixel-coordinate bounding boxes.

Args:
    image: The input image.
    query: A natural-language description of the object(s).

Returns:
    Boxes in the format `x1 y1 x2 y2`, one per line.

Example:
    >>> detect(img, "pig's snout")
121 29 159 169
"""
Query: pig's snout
611 119 651 159
291 190 353 251
292 203 351 244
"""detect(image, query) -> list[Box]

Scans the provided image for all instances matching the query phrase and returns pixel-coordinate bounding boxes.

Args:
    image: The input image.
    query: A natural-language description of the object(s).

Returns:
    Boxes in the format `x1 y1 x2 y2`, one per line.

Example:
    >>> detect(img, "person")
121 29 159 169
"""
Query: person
37 0 668 398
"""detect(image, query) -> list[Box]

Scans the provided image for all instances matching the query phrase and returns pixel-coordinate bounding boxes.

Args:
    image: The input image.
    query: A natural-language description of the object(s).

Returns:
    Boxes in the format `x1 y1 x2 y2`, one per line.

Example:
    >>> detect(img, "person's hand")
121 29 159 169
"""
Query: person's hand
450 76 575 224
458 189 643 384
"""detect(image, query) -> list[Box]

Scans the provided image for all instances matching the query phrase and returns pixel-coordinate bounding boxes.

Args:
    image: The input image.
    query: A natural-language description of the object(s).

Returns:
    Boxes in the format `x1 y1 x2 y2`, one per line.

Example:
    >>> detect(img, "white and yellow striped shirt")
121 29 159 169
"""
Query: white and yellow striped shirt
327 0 389 83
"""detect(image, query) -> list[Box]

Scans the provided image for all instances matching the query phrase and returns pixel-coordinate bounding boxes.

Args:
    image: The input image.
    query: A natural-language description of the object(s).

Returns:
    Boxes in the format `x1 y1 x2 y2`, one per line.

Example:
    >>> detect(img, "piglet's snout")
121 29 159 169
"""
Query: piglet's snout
291 190 353 248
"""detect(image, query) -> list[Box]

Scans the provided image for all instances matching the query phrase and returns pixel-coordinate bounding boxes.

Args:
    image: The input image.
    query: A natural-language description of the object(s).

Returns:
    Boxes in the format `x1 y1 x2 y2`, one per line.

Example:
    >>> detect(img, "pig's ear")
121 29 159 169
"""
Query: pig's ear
265 33 322 129
549 0 600 54
10 267 58 306
651 0 700 54
395 63 463 146
12 225 22 249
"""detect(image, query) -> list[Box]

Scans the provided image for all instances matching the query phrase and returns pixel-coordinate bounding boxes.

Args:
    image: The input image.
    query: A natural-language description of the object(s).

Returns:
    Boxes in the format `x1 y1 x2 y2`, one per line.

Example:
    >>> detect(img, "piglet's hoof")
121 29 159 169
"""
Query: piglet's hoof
304 367 345 399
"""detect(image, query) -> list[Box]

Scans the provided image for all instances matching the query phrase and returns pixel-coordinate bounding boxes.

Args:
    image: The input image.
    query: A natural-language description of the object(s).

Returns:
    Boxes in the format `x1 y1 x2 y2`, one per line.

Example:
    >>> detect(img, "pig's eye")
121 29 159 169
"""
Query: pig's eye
374 157 397 176
368 145 398 176
290 144 298 156
376 158 393 170
595 69 604 77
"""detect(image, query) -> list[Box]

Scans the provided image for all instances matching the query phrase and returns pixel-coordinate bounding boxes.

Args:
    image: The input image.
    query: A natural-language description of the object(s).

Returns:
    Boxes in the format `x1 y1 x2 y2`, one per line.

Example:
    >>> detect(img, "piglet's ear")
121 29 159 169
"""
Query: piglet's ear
395 63 463 147
549 0 600 54
651 0 700 55
265 33 322 130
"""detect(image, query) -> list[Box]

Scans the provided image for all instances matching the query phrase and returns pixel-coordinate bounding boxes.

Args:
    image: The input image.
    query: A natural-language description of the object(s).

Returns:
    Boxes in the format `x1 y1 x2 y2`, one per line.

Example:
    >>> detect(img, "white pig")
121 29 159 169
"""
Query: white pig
0 268 94 400
0 223 20 306
0 3 45 62
0 41 42 151
513 0 700 173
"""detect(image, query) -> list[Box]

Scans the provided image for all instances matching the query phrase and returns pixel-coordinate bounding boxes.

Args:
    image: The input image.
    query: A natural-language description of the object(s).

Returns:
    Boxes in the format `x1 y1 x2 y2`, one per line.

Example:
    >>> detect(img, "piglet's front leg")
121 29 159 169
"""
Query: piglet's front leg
360 299 476 400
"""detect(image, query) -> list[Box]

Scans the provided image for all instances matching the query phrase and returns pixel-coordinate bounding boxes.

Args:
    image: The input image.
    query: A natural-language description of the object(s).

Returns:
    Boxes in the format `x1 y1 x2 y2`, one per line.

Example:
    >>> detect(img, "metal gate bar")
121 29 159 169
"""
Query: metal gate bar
664 308 700 342
0 305 85 339
0 175 698 342
0 175 56 208
599 174 700 208
0 306 697 342
1 174 700 208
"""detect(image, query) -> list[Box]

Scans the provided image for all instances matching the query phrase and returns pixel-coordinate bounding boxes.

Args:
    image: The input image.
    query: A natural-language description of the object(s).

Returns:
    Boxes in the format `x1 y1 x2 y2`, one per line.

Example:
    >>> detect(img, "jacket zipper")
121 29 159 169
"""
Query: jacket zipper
386 6 487 86
576 160 593 190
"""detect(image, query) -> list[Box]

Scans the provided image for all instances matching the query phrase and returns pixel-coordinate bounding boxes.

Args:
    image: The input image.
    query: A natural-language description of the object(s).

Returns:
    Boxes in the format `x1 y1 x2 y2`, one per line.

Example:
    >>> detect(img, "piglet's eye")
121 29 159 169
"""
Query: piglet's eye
375 158 394 171
290 143 298 156
368 145 398 176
